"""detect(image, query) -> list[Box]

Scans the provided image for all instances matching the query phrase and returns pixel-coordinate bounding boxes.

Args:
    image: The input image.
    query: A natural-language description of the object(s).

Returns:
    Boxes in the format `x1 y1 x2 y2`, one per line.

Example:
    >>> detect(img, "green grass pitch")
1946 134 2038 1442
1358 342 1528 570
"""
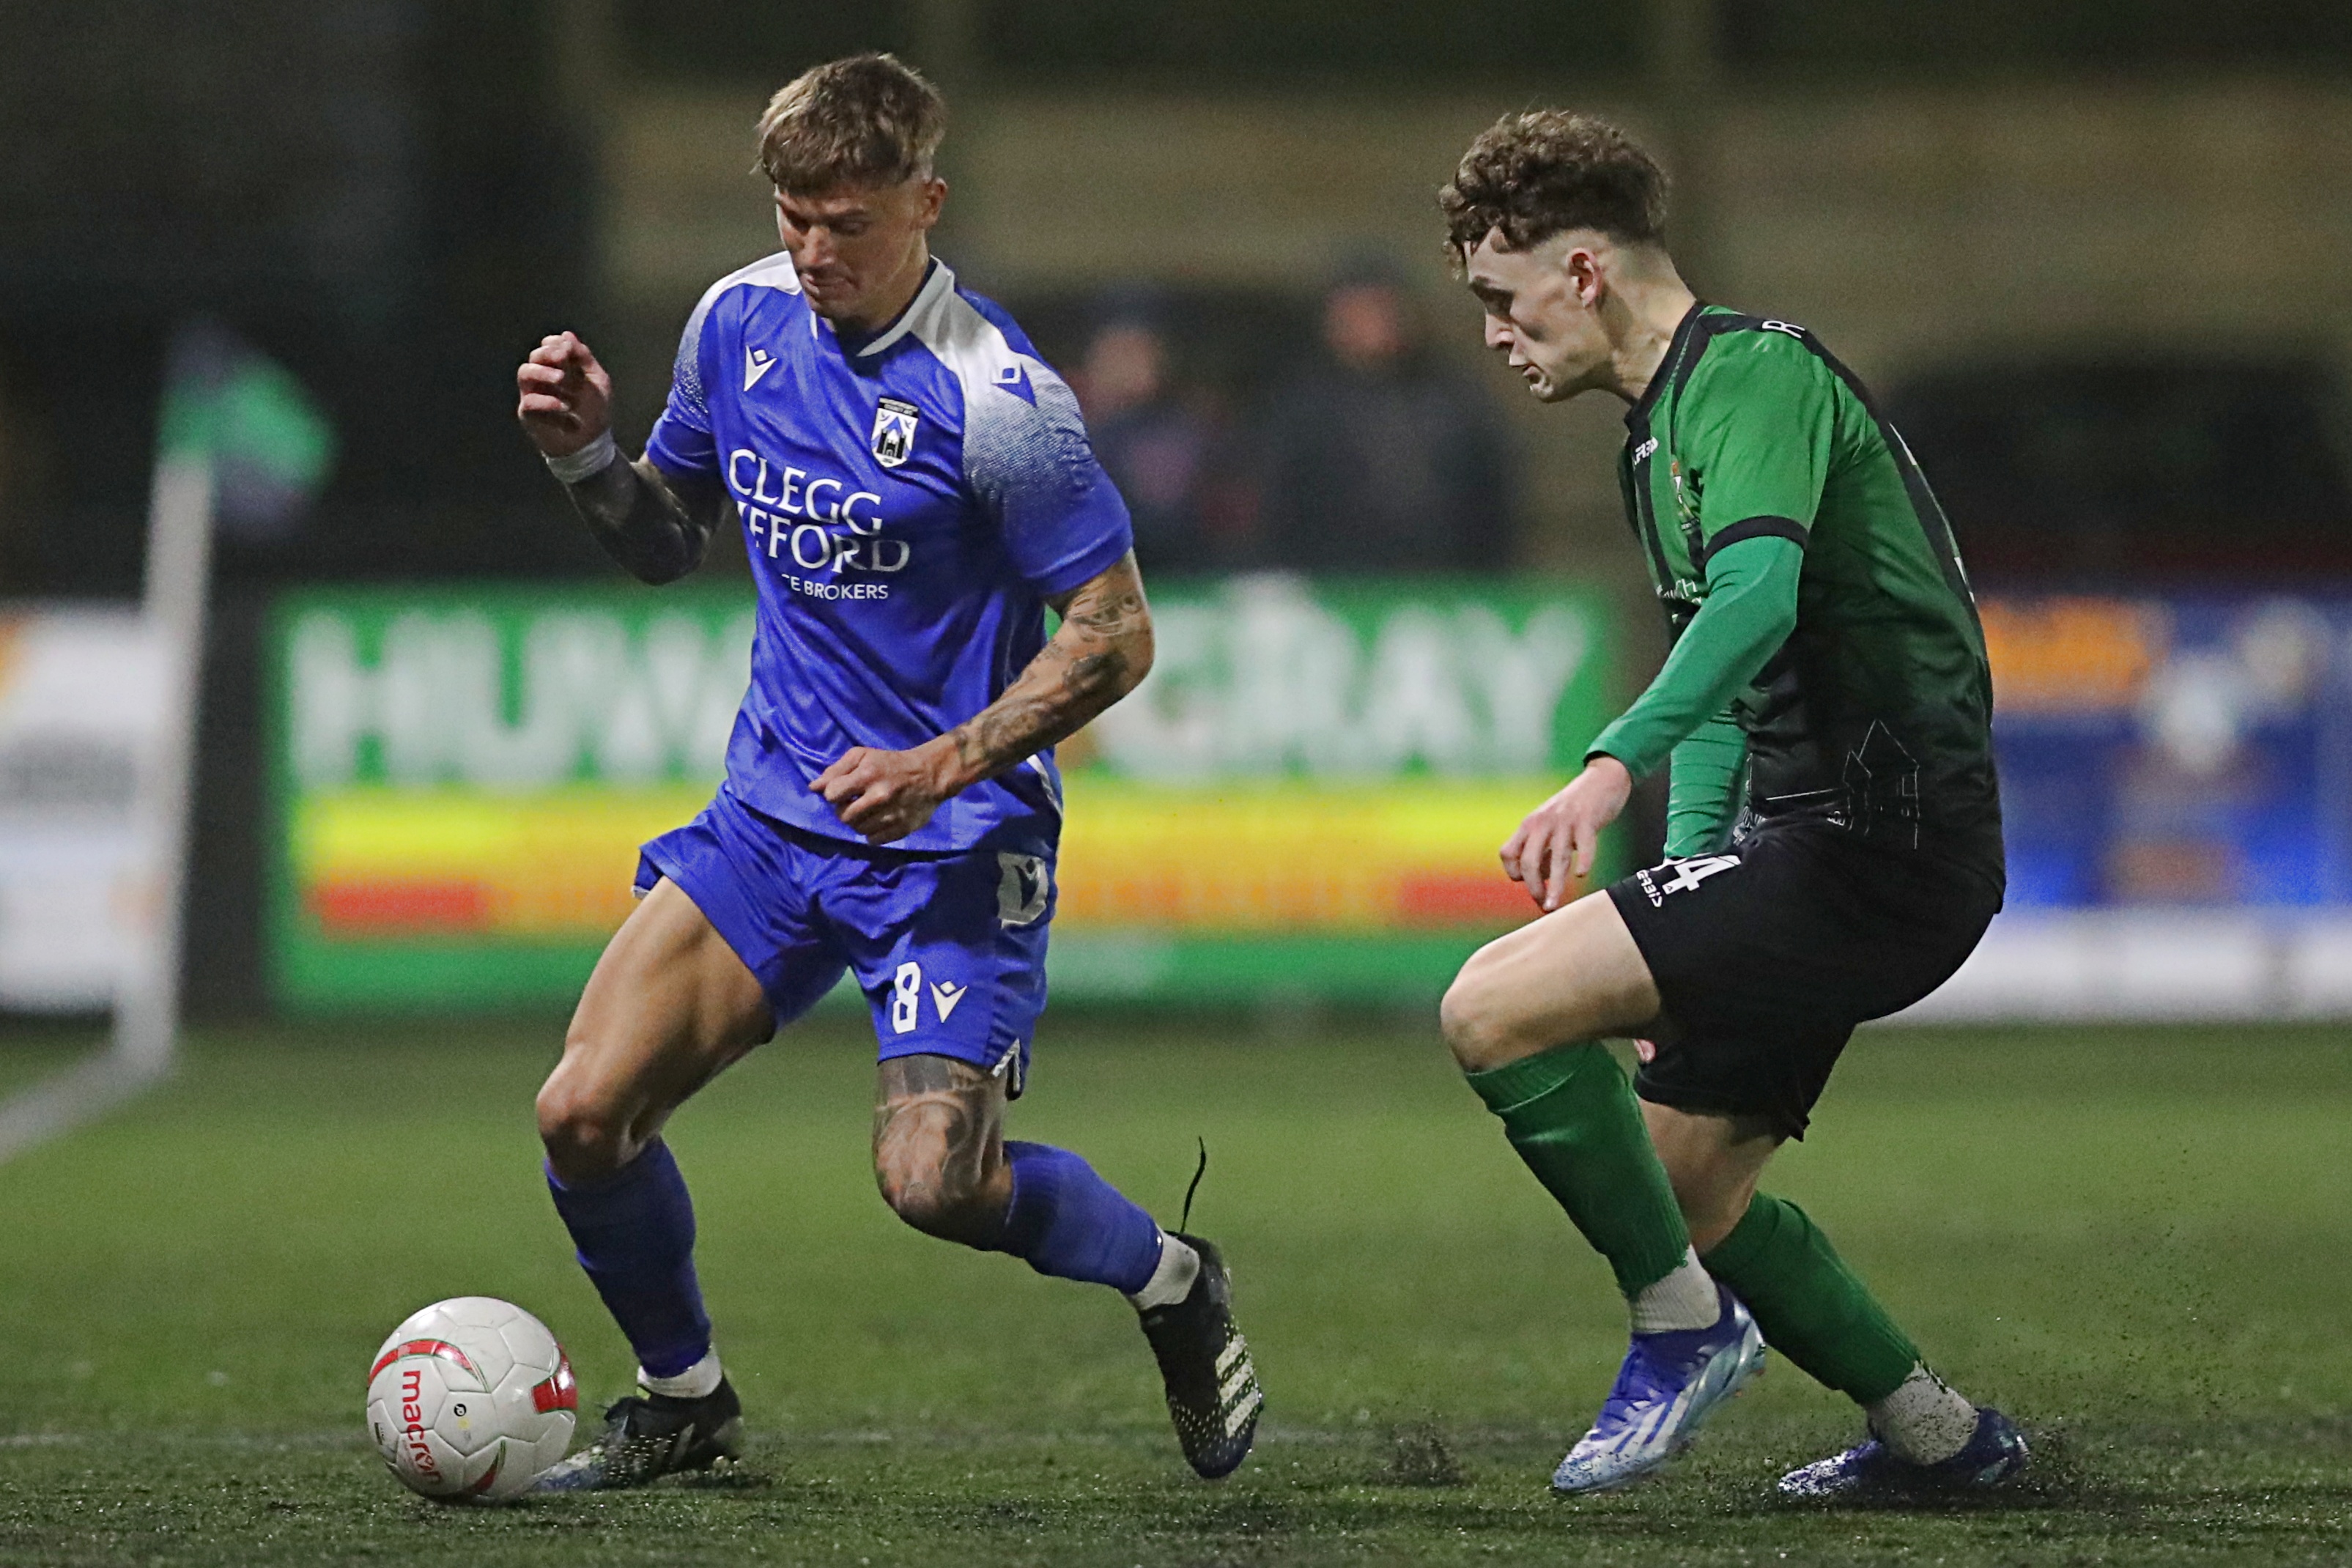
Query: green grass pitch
1 1016 2347 1565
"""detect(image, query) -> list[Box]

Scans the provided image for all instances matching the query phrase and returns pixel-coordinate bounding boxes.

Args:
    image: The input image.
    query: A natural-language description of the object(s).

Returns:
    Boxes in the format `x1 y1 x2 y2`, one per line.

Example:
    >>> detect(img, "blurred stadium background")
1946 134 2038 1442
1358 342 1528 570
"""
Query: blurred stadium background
2 4 2349 1564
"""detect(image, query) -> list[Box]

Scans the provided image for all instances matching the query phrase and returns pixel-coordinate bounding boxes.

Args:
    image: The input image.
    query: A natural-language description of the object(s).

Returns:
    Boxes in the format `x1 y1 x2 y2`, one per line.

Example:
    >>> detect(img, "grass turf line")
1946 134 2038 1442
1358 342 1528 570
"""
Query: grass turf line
0 1018 2347 1564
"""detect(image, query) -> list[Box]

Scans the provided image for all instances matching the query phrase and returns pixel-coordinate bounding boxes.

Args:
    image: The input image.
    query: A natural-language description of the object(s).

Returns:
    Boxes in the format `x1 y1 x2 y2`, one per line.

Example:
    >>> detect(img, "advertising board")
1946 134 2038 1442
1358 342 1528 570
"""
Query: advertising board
0 610 169 1010
1920 594 2352 1020
1981 596 2352 911
270 580 1617 1008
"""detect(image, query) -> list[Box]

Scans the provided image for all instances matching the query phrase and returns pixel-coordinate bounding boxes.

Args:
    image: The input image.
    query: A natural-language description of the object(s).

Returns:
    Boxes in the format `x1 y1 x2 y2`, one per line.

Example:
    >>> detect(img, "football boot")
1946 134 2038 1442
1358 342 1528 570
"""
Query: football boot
1139 1232 1262 1479
1550 1282 1767 1495
530 1375 744 1492
1777 1405 2028 1499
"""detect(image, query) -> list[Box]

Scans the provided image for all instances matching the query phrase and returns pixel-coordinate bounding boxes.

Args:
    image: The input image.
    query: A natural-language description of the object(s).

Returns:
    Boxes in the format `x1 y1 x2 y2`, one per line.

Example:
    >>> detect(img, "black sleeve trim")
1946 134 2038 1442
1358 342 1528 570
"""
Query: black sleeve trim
1701 515 1809 565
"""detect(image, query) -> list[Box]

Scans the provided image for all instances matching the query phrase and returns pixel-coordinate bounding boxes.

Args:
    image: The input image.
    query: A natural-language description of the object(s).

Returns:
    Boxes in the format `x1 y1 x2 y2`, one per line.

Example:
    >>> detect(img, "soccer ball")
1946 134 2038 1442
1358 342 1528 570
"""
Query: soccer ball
365 1297 577 1501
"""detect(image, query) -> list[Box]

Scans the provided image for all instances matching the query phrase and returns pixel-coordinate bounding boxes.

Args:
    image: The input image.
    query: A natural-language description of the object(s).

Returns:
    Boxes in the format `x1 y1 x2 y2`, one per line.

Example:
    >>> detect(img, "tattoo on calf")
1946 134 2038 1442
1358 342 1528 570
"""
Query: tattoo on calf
873 1055 1006 1232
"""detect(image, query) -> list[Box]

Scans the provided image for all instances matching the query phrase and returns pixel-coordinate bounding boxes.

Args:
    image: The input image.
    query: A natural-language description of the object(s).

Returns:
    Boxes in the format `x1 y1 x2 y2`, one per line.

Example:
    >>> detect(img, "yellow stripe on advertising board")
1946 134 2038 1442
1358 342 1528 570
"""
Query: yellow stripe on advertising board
293 786 707 941
292 777 1552 943
1055 776 1545 932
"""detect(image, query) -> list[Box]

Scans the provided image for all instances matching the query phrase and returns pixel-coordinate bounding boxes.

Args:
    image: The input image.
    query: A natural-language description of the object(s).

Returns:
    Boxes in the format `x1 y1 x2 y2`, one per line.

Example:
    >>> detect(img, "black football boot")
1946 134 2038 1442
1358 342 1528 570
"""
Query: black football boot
530 1375 744 1492
1139 1233 1263 1479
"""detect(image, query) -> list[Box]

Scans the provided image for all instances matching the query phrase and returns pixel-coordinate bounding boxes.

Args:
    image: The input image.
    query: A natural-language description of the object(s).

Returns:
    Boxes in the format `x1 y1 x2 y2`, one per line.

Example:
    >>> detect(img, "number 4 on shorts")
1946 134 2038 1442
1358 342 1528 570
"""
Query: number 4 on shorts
1658 854 1739 896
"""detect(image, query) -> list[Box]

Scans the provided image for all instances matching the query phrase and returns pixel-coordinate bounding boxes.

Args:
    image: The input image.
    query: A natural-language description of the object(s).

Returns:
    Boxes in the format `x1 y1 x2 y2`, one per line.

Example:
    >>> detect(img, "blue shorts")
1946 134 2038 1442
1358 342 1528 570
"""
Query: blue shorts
635 787 1055 1095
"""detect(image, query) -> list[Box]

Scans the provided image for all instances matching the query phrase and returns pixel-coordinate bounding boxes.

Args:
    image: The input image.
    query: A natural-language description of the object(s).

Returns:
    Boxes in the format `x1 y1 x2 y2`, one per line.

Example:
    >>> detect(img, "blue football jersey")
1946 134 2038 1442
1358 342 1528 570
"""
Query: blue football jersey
645 253 1134 853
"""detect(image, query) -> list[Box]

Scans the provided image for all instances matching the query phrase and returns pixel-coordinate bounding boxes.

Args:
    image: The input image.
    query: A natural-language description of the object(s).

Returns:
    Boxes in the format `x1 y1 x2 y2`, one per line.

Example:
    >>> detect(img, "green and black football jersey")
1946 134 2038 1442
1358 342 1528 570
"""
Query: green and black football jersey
1618 304 2000 854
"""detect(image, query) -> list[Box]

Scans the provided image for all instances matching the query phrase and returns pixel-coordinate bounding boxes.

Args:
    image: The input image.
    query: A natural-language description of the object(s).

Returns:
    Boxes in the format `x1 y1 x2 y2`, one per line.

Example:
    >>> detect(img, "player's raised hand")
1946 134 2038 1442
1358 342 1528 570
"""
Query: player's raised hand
516 332 613 458
813 740 966 844
1501 755 1632 914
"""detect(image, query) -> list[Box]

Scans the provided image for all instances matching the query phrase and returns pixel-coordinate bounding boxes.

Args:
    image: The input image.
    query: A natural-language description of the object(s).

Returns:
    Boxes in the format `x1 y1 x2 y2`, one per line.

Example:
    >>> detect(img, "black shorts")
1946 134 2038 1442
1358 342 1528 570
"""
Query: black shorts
1607 818 2002 1140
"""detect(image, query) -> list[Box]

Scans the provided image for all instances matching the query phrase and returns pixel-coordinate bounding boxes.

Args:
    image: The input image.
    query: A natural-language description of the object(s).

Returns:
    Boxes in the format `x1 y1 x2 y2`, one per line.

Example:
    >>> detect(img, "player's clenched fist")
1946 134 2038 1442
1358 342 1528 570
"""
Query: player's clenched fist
516 332 614 458
812 742 966 844
1501 754 1632 914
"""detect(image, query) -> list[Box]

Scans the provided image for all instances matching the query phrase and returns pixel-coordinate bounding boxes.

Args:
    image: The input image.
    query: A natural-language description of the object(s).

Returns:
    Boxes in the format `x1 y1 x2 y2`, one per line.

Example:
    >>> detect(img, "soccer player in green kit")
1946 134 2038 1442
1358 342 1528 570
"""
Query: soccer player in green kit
1433 111 2030 1498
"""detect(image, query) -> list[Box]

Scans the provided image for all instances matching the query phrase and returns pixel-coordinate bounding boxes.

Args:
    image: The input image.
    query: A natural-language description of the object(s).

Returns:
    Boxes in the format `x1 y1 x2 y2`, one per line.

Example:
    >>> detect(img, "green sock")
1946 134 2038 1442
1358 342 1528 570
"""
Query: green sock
1465 1043 1691 1296
1701 1194 1918 1405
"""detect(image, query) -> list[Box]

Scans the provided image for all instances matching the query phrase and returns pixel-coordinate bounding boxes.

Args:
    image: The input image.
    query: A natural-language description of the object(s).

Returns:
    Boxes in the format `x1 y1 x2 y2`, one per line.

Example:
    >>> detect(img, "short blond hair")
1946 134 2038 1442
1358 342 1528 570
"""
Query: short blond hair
755 53 945 195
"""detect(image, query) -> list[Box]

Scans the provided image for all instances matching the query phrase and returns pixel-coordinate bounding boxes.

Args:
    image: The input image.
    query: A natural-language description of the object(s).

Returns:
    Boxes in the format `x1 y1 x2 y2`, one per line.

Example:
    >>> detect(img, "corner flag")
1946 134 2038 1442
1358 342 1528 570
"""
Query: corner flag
0 323 332 1161
158 322 336 538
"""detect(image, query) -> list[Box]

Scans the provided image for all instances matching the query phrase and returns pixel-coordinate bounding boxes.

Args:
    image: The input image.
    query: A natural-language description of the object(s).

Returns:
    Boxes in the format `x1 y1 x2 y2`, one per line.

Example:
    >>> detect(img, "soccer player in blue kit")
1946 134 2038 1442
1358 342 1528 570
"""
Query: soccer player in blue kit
512 54 1262 1489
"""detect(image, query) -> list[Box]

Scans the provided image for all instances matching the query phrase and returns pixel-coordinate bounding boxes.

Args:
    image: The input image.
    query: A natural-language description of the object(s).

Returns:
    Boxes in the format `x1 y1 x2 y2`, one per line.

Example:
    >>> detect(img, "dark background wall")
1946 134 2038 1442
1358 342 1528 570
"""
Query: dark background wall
0 0 602 600
6 0 2349 599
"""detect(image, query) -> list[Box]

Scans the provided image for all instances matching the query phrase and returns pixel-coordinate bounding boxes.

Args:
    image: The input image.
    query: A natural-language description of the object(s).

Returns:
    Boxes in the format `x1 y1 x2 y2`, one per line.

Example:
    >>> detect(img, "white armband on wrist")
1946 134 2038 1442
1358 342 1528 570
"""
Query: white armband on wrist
544 429 620 485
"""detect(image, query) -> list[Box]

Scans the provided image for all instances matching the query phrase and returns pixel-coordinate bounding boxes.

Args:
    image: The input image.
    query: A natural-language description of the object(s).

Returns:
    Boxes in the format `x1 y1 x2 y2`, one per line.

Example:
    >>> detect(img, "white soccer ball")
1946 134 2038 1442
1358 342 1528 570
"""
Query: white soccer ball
365 1297 578 1501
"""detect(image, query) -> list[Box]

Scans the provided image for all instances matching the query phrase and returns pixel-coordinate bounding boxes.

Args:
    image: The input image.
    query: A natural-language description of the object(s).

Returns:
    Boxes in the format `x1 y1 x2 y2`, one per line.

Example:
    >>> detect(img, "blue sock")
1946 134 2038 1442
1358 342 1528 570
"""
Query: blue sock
544 1139 711 1380
994 1140 1164 1293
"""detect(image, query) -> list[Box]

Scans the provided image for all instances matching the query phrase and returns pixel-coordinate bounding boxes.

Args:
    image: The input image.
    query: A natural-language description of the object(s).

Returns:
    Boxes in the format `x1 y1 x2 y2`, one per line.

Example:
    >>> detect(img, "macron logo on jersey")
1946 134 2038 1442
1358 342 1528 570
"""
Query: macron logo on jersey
744 346 776 391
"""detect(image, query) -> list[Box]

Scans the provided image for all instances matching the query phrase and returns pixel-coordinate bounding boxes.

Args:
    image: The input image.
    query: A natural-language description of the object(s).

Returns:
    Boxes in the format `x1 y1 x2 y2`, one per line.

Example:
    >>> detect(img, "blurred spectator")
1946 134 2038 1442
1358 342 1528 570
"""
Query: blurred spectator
1074 292 1238 576
1255 256 1517 574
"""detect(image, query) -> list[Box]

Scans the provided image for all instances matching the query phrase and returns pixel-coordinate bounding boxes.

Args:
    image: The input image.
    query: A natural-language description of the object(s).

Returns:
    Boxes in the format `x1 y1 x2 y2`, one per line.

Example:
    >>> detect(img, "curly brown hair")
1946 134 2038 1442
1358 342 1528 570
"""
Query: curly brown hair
1438 110 1668 257
755 53 946 195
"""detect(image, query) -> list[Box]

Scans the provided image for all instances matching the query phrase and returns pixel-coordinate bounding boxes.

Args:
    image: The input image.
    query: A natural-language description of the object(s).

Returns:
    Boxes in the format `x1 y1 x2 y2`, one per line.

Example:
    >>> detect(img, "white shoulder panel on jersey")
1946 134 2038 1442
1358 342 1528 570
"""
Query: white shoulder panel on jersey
673 251 801 422
873 262 1101 538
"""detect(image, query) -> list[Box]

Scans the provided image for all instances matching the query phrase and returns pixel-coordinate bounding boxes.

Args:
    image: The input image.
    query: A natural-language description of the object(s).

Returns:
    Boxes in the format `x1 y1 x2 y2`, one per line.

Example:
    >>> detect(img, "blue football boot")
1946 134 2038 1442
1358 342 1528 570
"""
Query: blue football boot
1550 1283 1767 1495
1777 1406 2028 1499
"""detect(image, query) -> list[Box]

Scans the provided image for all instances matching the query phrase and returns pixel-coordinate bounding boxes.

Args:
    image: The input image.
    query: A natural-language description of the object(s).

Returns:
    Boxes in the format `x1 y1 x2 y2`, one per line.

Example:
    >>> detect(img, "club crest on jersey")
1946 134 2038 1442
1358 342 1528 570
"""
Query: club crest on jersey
1670 456 1701 524
870 397 920 467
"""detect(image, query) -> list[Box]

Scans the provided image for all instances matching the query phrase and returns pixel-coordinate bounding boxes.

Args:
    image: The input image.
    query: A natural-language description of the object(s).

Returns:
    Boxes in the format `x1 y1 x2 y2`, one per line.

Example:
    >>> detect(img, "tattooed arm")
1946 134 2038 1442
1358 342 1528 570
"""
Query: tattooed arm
516 330 725 585
811 551 1155 843
946 551 1155 780
561 456 726 586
